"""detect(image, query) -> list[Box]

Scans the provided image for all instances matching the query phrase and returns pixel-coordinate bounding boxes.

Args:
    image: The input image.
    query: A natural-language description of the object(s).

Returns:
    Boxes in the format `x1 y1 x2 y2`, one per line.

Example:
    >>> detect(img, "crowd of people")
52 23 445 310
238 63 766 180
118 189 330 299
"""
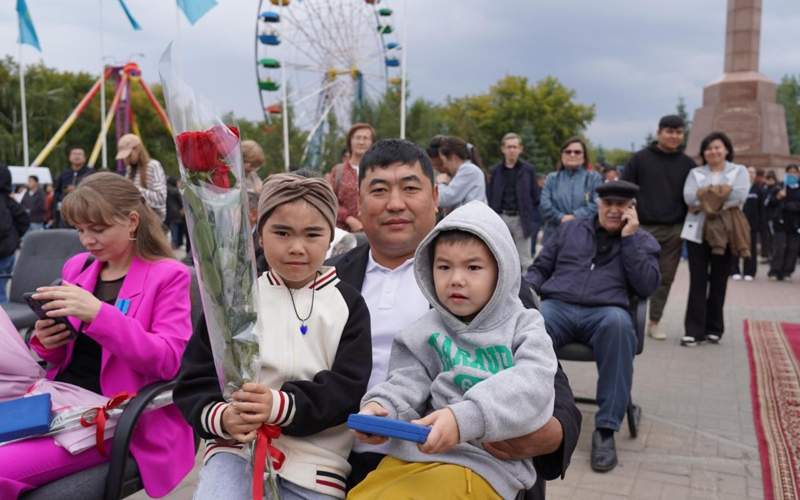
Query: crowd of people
1 115 799 499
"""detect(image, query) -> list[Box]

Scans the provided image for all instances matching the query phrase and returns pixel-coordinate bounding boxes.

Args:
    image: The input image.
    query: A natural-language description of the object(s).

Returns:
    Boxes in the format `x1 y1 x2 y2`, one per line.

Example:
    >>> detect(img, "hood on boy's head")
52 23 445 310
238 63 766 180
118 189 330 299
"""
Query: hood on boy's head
414 201 522 332
0 165 11 194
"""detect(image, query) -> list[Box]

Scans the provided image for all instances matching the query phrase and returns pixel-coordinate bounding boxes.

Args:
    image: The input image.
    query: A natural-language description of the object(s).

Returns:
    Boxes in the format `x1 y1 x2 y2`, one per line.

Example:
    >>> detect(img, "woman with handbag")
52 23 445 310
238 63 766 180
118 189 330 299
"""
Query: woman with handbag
0 173 195 498
680 132 749 347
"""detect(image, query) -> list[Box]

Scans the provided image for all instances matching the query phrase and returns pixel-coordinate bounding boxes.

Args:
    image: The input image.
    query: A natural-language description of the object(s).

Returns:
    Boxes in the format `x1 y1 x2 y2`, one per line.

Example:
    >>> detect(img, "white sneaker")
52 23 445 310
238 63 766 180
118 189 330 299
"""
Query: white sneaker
647 322 666 340
732 274 742 281
744 275 754 281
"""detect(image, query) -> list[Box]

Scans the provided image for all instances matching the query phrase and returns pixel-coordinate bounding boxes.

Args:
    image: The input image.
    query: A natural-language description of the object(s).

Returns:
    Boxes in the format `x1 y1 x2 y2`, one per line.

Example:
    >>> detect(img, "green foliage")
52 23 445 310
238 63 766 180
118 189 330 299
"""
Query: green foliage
777 75 800 155
676 96 691 147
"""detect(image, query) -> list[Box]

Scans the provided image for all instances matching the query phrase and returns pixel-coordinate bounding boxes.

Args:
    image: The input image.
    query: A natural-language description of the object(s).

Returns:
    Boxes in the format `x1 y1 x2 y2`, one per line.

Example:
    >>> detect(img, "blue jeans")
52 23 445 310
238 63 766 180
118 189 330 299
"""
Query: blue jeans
0 254 15 304
540 299 636 431
194 452 338 500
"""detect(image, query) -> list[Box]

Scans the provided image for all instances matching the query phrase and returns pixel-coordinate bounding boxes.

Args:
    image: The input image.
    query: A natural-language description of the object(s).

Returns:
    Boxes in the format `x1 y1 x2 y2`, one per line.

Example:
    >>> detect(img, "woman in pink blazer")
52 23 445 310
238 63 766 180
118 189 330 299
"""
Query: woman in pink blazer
0 173 195 499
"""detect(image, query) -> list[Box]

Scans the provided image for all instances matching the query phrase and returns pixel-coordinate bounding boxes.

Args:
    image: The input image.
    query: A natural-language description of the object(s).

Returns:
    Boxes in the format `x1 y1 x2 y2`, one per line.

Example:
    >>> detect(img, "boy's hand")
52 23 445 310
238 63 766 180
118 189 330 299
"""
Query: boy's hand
231 383 273 425
353 402 390 445
413 408 459 454
221 405 260 443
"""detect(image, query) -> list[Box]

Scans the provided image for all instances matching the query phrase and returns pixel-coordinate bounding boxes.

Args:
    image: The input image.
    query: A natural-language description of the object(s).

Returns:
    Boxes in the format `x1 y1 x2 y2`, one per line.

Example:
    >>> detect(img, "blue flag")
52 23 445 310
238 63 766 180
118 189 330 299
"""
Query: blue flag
117 0 142 30
16 0 41 51
176 0 218 25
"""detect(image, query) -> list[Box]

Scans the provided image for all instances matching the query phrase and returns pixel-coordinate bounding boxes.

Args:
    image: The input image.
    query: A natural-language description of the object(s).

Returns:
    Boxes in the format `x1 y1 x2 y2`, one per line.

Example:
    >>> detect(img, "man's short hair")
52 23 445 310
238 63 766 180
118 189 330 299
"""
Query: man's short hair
28 175 39 183
359 139 435 186
67 146 85 156
501 133 522 146
658 115 685 130
755 168 766 177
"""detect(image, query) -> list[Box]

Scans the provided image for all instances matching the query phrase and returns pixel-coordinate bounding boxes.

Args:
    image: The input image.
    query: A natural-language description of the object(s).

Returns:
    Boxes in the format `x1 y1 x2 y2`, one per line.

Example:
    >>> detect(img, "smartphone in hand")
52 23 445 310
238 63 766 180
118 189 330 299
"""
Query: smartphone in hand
23 292 79 339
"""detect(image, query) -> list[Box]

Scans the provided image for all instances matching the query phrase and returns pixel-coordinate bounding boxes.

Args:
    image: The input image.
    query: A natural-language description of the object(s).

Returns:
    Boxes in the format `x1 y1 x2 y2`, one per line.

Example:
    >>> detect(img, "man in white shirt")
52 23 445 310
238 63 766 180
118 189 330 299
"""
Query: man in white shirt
330 139 581 500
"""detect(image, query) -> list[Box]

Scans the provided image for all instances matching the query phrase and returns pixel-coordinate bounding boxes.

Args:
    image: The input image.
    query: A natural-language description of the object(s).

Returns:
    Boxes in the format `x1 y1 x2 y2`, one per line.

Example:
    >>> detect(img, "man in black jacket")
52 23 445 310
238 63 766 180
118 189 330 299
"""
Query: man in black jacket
0 165 31 303
526 181 660 473
487 133 540 271
330 139 581 500
21 175 46 230
622 115 694 341
53 147 94 228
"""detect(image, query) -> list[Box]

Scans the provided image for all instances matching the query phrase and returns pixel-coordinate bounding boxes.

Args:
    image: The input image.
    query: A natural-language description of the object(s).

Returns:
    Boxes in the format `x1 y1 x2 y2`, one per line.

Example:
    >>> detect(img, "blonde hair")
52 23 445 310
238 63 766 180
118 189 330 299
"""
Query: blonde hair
61 172 174 261
241 140 265 168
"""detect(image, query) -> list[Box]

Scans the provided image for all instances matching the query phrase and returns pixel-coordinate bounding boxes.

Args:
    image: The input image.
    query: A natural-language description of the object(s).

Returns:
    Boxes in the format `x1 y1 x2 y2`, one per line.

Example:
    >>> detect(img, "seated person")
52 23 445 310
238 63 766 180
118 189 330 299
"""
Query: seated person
1 173 195 498
174 174 372 499
525 180 660 473
350 201 557 500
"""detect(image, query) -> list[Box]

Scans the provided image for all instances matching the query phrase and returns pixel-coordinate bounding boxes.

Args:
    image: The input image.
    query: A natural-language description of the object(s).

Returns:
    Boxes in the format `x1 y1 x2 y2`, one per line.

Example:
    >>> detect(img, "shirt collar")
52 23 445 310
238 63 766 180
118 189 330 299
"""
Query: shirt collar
366 250 415 274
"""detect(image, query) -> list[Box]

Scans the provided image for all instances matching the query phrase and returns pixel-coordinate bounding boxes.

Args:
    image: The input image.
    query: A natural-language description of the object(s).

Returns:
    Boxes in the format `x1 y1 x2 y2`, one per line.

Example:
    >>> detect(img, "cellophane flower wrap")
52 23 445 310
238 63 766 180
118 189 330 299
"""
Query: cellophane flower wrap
159 46 259 398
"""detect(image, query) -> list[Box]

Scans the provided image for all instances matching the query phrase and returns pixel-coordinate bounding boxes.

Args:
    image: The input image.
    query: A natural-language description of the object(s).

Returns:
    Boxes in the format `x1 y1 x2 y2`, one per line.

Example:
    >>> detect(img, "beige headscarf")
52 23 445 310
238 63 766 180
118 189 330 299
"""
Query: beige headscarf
257 173 338 239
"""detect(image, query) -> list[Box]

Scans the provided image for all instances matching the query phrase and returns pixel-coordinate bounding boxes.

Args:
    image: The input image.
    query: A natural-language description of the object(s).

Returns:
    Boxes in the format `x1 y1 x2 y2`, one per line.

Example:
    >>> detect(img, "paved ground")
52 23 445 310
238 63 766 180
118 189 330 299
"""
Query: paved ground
129 259 800 499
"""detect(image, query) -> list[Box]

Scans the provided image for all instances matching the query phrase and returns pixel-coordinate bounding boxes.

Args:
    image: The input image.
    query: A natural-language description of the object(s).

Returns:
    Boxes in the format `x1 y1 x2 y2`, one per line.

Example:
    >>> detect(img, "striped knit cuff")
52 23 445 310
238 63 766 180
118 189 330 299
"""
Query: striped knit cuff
201 401 232 439
267 389 296 426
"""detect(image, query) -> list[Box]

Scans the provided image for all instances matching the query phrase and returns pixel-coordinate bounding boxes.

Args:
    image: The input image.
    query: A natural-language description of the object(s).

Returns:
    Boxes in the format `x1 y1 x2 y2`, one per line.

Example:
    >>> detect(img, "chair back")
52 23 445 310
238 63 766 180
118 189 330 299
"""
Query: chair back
9 230 85 302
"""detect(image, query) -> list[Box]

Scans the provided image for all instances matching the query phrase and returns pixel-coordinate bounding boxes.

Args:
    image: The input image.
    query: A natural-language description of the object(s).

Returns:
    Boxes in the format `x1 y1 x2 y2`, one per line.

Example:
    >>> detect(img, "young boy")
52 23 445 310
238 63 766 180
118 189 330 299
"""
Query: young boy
350 201 557 499
174 174 372 500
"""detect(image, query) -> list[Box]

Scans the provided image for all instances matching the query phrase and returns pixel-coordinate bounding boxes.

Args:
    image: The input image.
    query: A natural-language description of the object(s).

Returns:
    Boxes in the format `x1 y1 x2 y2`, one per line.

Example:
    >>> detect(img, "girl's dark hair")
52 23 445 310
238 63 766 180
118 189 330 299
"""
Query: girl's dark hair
426 136 483 169
555 137 588 171
699 131 734 164
785 164 799 173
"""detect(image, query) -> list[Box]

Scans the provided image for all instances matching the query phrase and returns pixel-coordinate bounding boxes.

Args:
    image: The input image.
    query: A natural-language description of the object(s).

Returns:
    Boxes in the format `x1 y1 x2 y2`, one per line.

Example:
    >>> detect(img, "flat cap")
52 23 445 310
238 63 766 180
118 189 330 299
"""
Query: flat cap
596 180 639 202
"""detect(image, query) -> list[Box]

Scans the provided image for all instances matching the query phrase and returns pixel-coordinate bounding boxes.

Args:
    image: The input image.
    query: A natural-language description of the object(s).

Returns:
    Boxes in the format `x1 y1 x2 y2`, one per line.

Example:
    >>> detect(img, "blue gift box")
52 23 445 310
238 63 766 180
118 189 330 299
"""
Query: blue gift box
0 393 52 442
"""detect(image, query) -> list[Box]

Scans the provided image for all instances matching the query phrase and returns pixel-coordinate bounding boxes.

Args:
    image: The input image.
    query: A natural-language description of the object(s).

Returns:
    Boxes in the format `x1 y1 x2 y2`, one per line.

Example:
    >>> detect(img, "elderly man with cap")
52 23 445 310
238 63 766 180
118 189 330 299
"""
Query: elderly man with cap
117 133 168 221
525 180 661 473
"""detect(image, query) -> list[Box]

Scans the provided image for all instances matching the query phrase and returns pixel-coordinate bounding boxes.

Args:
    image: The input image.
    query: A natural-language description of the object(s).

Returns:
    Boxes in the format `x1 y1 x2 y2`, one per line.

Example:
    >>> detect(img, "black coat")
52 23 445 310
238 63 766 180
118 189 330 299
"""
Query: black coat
526 218 661 308
487 160 541 237
329 244 581 500
0 166 31 258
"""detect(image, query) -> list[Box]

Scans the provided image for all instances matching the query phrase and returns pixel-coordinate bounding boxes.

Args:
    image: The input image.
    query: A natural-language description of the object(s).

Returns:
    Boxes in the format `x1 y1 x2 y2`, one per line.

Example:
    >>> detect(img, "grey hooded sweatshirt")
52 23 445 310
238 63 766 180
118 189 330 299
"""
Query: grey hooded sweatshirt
362 201 557 499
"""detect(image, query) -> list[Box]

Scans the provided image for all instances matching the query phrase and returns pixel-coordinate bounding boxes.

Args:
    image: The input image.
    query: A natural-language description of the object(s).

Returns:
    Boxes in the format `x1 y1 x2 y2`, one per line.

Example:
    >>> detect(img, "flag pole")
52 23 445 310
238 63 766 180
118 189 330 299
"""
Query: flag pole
399 0 408 140
18 43 30 167
99 0 107 169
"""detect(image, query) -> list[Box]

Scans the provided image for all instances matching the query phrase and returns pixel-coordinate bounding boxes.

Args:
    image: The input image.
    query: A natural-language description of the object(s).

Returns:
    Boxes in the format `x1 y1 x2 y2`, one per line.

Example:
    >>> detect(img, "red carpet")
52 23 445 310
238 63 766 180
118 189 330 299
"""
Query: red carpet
744 320 800 500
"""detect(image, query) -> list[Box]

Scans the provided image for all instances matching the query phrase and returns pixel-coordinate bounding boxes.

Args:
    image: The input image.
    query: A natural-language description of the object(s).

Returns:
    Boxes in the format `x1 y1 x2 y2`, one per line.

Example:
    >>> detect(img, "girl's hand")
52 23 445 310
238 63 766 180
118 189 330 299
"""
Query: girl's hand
413 408 460 455
33 318 72 350
33 283 102 324
231 383 273 426
221 405 260 443
353 402 389 445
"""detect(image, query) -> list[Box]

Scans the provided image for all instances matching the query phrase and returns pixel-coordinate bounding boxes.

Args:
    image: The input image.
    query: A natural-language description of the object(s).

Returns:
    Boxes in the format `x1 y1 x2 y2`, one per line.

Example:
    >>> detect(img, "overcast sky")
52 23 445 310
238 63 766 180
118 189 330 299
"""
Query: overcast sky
2 0 799 150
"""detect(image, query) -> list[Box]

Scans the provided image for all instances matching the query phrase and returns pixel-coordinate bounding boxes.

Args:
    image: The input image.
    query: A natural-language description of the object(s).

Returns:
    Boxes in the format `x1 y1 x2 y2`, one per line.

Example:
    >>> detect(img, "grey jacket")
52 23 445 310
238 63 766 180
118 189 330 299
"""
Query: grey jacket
682 162 750 237
540 167 602 241
362 201 557 499
437 161 488 209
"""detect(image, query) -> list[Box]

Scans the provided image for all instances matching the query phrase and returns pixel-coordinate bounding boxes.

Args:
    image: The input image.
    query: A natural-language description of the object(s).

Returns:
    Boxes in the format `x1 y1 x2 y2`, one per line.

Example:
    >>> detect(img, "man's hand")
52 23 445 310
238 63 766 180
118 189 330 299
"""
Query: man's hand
484 417 564 461
231 383 273 426
560 214 575 223
221 405 261 443
345 216 363 232
777 189 787 200
621 205 639 238
33 283 102 324
413 408 460 455
353 402 390 445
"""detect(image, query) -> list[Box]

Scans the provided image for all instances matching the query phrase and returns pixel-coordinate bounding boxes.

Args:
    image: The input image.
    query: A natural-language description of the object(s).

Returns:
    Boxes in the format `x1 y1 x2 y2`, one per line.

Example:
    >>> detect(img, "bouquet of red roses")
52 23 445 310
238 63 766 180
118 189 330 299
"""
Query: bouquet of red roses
159 47 260 398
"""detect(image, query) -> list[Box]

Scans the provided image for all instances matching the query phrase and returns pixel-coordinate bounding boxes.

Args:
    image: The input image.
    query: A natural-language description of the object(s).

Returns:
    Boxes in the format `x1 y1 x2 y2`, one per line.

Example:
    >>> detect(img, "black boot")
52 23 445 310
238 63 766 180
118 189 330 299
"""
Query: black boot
591 428 618 472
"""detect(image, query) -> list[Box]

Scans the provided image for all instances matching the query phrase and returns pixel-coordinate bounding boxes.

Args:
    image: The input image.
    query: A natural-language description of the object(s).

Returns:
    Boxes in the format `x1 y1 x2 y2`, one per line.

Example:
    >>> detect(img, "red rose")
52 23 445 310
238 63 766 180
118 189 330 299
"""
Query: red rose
209 125 240 158
176 131 219 172
211 164 232 189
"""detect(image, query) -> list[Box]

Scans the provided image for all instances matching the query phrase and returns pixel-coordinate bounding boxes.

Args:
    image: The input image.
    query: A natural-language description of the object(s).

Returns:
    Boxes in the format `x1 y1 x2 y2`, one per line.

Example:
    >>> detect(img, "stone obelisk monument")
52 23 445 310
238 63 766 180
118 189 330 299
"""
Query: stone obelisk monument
686 0 797 168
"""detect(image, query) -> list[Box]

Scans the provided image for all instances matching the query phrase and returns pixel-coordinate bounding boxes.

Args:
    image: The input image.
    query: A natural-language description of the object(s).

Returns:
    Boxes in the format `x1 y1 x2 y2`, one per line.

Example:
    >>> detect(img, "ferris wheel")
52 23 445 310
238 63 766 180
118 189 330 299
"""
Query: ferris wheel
255 0 404 170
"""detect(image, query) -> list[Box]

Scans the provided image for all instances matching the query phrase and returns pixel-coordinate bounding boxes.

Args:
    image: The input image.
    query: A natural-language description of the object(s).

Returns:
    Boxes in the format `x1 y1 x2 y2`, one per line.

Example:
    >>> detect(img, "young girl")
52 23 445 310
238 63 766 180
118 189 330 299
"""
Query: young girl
174 173 372 500
0 172 195 498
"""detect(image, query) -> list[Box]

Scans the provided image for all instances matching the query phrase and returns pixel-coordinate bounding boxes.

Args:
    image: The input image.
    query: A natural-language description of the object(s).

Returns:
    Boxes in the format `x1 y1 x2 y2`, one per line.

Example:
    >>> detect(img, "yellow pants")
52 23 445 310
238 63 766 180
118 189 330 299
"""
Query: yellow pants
347 456 502 500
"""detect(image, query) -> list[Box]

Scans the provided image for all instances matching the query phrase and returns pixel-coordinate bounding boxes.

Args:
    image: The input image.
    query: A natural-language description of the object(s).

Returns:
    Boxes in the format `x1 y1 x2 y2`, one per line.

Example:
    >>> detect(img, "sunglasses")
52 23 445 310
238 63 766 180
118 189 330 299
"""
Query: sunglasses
562 149 584 156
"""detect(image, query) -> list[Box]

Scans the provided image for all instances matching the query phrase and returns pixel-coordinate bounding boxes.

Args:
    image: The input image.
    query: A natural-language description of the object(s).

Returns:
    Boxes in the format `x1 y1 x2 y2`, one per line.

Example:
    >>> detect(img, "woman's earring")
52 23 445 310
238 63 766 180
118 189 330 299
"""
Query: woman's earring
129 232 137 241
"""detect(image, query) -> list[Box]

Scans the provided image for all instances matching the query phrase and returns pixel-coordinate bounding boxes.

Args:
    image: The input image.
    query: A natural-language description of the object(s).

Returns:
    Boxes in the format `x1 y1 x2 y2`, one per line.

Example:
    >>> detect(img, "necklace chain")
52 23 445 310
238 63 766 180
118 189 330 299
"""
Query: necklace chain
286 272 319 329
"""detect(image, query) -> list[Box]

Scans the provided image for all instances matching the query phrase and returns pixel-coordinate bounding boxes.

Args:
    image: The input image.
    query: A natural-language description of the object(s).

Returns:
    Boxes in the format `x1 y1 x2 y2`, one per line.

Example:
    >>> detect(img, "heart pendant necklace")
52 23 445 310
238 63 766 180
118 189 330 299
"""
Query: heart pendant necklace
287 272 319 336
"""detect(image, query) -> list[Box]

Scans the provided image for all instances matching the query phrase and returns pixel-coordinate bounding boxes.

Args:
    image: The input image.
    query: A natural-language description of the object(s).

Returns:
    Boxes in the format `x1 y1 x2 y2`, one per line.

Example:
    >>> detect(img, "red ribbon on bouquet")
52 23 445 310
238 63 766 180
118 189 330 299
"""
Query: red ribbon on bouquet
252 424 285 500
79 392 135 456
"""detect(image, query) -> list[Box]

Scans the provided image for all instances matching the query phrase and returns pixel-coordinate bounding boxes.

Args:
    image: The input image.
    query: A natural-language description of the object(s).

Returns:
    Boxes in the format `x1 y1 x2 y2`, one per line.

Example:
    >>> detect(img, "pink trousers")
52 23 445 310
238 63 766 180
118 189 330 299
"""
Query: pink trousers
0 436 111 499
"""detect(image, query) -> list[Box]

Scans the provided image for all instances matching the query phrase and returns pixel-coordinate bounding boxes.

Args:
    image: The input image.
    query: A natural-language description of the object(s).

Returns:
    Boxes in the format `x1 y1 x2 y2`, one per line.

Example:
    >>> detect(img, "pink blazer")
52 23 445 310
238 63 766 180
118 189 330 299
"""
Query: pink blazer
29 252 195 497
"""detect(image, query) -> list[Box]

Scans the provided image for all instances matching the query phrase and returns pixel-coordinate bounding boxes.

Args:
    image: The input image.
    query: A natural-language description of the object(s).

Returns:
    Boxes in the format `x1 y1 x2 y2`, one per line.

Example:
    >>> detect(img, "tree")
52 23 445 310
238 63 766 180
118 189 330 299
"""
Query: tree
676 96 691 147
777 75 800 155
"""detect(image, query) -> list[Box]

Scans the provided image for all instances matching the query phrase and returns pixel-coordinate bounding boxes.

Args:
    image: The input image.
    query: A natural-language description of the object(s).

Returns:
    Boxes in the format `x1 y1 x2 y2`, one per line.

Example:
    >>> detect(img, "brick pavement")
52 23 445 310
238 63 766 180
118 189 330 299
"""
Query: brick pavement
128 260 800 499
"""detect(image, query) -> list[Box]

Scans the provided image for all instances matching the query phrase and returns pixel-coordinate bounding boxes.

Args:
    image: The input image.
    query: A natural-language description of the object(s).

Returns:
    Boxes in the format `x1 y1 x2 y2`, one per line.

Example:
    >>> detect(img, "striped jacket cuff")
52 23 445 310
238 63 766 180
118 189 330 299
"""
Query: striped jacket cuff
201 401 232 439
267 389 296 426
